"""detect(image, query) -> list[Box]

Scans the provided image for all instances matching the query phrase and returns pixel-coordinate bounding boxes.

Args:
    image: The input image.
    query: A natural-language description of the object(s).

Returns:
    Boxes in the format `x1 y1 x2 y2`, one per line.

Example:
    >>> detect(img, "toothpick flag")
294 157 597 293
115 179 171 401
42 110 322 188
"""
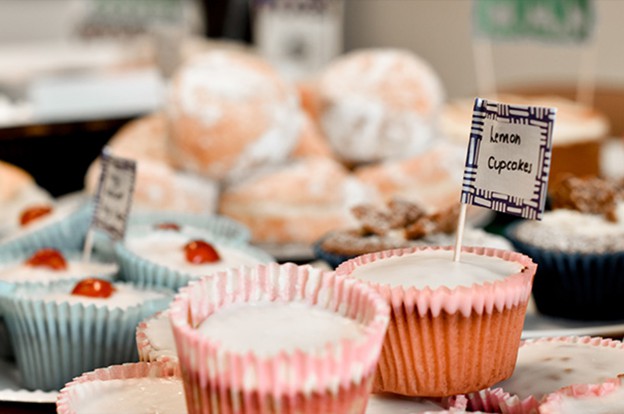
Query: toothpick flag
83 148 136 262
454 98 556 261
474 0 595 43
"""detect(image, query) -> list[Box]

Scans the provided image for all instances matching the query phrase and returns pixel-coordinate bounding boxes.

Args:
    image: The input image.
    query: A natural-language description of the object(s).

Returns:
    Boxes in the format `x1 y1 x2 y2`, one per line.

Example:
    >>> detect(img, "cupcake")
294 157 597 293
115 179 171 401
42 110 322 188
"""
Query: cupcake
0 197 92 255
495 336 624 406
0 278 171 390
169 263 390 414
116 226 273 290
506 175 624 320
136 310 177 364
336 245 536 397
539 375 624 414
57 362 186 414
93 211 250 261
316 199 513 269
0 247 117 286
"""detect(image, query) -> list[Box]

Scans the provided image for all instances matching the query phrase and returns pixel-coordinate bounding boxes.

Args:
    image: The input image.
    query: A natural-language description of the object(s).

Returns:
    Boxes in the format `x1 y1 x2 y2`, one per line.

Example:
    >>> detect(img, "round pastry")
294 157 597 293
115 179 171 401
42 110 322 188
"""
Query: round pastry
354 143 468 213
57 362 186 414
0 160 52 238
0 278 171 390
506 175 624 320
84 111 218 214
291 111 335 159
136 310 177 364
495 336 624 407
540 375 624 414
219 157 375 245
168 49 302 181
169 263 389 414
116 227 273 290
318 48 444 164
440 94 610 185
336 246 536 397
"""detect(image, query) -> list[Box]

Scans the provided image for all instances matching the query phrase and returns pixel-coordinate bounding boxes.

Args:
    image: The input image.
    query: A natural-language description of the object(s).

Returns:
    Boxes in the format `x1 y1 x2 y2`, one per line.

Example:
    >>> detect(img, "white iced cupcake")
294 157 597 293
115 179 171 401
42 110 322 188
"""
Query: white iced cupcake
116 227 273 290
0 279 171 391
57 362 185 414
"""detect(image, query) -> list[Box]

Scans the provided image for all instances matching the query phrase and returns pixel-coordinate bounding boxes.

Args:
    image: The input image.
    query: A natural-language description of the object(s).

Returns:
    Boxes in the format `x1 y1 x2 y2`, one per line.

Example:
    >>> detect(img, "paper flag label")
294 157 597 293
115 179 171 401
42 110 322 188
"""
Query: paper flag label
91 149 136 240
460 98 556 220
474 0 594 43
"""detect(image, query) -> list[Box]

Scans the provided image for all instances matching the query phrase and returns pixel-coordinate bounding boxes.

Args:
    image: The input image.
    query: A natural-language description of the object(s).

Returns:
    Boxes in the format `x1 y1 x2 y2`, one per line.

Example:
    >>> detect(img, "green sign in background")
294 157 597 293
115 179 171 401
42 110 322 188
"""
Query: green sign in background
474 0 594 43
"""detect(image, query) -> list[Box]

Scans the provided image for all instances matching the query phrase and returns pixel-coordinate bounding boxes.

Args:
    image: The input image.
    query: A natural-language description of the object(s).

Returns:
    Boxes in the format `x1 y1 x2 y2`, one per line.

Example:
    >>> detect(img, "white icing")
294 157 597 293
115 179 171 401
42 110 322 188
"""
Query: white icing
70 377 186 414
126 232 265 276
365 394 442 414
557 385 624 414
197 301 365 357
514 207 624 253
145 311 177 359
33 283 166 310
349 250 522 290
495 342 624 400
0 260 117 284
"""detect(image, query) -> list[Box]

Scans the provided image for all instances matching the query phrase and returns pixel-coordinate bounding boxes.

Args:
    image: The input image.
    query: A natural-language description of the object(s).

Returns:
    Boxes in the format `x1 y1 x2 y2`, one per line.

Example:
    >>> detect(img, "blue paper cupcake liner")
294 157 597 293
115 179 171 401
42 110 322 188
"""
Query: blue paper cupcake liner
116 239 275 291
93 212 251 261
505 222 624 321
0 280 172 391
0 203 93 257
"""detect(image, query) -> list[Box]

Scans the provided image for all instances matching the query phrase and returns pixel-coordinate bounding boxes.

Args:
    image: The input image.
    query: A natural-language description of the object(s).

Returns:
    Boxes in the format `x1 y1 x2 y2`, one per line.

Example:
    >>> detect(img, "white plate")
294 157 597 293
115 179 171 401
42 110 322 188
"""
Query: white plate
522 298 624 339
0 359 57 404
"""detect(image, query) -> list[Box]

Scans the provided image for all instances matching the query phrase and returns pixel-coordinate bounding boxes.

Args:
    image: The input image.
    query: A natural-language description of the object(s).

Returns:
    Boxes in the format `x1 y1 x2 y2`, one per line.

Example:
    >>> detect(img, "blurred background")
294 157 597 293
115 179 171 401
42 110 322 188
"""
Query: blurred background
0 0 622 196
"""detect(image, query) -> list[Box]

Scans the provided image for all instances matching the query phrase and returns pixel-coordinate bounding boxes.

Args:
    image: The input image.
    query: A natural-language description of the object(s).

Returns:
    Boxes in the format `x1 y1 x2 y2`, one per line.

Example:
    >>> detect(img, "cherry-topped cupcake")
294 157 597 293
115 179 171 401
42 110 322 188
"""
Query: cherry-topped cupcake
0 197 92 255
0 247 117 286
0 278 171 391
116 226 273 290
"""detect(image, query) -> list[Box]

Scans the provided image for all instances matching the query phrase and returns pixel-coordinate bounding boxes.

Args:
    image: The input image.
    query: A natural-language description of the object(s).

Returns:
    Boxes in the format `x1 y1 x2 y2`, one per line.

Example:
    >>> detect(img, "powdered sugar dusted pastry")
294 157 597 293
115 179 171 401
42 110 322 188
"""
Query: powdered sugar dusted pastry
291 112 335 159
219 157 375 244
168 49 302 181
355 143 464 214
318 48 444 163
83 112 219 214
440 94 609 184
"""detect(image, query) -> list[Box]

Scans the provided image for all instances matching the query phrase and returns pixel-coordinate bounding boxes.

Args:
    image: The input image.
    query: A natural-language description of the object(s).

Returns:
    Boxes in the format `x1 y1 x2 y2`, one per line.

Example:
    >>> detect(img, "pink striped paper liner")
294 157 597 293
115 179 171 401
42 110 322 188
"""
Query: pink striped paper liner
494 336 624 411
136 310 178 365
450 388 540 414
336 246 536 397
539 375 624 413
169 262 390 414
56 362 182 414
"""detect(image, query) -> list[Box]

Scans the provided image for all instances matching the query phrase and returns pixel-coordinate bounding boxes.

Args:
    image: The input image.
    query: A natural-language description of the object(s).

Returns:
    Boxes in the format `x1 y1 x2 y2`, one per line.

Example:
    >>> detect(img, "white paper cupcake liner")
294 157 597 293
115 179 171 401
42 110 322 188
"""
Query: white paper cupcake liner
170 262 390 414
115 239 274 291
136 310 178 366
56 361 183 414
0 280 172 391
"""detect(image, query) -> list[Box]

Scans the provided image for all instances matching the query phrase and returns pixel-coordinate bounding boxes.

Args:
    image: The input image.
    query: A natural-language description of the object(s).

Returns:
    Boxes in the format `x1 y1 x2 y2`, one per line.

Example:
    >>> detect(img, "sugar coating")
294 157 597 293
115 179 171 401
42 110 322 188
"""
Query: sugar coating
557 385 624 413
349 250 522 290
495 341 624 400
197 301 365 357
70 377 186 414
144 311 177 359
513 206 624 253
